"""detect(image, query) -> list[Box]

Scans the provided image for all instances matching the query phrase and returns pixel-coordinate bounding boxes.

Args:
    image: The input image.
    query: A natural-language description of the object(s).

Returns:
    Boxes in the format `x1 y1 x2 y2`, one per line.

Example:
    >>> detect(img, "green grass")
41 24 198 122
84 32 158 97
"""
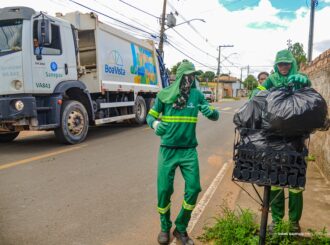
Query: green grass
198 206 330 245
198 206 259 245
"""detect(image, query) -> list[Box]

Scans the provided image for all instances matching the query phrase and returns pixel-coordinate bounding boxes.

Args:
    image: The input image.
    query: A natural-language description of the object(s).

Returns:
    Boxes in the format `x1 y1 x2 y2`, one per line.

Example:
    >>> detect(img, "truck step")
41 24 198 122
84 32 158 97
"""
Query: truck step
99 101 135 109
37 107 52 111
95 114 135 125
30 124 59 130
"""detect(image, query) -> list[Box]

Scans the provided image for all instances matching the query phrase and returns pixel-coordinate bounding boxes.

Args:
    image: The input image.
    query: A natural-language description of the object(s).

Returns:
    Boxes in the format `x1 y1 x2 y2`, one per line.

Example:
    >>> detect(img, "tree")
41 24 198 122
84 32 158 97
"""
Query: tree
289 42 307 70
200 71 215 83
243 75 258 91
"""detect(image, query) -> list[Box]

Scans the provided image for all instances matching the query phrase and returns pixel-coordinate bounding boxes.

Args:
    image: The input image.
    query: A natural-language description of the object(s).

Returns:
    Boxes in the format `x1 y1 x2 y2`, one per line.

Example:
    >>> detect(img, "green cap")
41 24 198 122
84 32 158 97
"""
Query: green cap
177 61 202 77
275 49 295 64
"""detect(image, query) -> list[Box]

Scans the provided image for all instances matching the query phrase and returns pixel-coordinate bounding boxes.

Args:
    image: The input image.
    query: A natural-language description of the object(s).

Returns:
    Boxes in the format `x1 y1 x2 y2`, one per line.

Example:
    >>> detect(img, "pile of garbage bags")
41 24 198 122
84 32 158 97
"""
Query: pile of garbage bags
234 87 328 134
232 87 328 188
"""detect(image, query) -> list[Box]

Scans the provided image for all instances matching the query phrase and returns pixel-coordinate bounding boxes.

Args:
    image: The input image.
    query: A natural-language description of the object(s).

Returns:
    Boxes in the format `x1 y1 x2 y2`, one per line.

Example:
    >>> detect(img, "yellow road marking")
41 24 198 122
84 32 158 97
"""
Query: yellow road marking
0 144 87 171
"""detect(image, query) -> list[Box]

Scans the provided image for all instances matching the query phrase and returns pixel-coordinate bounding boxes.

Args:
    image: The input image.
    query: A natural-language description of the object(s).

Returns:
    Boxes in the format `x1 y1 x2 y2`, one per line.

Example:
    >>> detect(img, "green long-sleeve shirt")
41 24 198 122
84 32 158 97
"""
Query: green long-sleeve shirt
147 88 219 148
261 74 311 90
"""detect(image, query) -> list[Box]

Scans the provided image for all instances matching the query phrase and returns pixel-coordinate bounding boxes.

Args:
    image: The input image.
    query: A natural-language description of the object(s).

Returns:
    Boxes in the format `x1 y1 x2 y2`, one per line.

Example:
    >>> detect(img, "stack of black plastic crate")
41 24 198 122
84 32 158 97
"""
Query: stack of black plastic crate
232 128 308 189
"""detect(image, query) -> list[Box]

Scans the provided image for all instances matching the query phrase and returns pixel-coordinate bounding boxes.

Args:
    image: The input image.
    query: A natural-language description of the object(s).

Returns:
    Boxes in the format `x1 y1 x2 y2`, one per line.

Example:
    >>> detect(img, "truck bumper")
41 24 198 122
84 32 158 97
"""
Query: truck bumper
0 96 37 121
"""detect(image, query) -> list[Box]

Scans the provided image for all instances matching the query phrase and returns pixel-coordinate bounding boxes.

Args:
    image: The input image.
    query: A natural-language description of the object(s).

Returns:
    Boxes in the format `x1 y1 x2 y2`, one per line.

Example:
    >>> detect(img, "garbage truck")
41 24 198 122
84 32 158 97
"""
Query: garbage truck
0 6 169 144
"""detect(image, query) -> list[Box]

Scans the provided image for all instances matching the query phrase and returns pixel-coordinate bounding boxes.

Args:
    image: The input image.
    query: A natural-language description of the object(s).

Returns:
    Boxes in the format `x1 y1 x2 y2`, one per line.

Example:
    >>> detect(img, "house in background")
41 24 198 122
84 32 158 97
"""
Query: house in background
215 74 240 99
170 73 245 99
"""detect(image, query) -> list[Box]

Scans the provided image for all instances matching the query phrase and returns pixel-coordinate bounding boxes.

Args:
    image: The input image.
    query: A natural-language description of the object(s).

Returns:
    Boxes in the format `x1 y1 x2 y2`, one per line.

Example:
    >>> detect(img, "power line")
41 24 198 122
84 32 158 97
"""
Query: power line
166 41 216 70
94 0 159 35
104 20 154 39
167 0 218 49
118 0 159 19
68 0 155 37
171 29 217 60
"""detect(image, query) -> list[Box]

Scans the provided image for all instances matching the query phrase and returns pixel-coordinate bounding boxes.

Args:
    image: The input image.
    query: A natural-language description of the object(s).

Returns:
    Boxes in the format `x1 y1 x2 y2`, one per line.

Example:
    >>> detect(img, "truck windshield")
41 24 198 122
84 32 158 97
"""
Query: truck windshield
0 19 23 55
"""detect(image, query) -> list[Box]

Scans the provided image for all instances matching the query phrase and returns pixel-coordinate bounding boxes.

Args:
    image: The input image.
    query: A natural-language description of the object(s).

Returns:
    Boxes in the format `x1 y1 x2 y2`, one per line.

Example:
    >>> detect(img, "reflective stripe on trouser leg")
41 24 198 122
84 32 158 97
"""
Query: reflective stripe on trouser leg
158 147 179 232
289 189 303 223
175 148 201 233
270 187 285 223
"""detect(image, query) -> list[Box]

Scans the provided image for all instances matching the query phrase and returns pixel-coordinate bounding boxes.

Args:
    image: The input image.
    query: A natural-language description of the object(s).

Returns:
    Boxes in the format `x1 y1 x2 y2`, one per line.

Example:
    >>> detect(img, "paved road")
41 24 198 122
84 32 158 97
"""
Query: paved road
0 99 246 245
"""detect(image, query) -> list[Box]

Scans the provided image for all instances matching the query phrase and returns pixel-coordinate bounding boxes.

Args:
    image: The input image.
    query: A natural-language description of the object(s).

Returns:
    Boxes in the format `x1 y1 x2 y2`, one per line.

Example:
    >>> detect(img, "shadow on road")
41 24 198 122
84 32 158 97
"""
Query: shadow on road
0 123 146 154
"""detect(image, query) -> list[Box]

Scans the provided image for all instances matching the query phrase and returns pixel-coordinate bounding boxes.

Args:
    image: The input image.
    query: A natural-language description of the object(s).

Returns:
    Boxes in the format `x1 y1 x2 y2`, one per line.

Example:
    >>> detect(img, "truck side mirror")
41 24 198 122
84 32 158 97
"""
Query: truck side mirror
37 19 52 46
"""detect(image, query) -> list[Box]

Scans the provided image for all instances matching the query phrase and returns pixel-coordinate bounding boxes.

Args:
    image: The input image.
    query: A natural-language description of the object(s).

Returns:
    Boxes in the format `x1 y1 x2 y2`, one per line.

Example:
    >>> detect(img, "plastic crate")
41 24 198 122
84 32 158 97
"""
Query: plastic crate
232 128 308 189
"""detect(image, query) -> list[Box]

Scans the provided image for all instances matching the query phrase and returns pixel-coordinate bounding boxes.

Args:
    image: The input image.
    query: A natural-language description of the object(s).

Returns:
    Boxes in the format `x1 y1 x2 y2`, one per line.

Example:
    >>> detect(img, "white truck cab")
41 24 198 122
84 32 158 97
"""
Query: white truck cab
0 7 169 144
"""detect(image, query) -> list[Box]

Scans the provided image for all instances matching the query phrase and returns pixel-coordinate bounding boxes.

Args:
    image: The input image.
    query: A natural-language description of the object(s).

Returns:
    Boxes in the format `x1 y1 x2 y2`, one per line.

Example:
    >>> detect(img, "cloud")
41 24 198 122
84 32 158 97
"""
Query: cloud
218 0 260 11
276 11 296 20
314 40 330 53
1 0 329 79
247 21 288 30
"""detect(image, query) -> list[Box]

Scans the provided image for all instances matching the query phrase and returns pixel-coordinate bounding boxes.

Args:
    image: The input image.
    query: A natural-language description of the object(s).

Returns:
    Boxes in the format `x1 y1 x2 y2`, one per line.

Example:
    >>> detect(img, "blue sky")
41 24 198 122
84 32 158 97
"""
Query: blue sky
219 0 330 20
1 0 329 78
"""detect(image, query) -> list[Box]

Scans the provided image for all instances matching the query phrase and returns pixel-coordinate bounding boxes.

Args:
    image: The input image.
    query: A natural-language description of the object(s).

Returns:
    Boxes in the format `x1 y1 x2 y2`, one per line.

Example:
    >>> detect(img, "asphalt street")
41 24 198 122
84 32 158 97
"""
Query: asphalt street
0 99 246 245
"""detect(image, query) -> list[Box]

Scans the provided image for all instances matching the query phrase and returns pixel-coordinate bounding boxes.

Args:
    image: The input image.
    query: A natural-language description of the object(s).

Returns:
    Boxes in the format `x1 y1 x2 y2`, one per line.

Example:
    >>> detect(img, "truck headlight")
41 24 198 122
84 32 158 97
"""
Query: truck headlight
12 80 23 90
14 100 24 111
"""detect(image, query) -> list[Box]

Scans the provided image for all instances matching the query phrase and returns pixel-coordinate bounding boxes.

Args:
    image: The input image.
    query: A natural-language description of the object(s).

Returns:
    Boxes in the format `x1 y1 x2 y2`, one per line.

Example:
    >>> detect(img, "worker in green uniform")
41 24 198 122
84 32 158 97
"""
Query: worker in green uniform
147 61 219 245
260 49 311 233
248 71 269 99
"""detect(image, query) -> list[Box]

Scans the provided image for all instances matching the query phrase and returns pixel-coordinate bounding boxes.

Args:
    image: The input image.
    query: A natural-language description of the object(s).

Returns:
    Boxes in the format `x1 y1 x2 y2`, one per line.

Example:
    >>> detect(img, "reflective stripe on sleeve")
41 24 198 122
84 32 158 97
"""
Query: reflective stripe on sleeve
257 85 266 91
161 116 198 123
149 109 160 118
182 200 195 211
158 203 171 214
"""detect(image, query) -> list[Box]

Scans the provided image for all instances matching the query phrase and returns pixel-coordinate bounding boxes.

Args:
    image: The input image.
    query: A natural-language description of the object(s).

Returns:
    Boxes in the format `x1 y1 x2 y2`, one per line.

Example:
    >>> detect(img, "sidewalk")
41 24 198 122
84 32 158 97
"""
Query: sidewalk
235 160 330 234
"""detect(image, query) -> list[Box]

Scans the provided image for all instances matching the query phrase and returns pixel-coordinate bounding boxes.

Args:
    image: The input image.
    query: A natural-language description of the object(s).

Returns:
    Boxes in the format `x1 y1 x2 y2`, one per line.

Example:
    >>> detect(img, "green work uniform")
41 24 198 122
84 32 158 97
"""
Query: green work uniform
147 62 219 233
248 85 267 99
260 50 310 224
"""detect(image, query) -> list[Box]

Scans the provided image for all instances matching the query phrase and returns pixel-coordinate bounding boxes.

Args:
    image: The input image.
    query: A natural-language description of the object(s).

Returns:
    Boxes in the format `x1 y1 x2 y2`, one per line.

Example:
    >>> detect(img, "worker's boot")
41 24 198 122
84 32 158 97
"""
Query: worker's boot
157 231 170 245
268 221 277 235
290 221 301 233
173 228 194 245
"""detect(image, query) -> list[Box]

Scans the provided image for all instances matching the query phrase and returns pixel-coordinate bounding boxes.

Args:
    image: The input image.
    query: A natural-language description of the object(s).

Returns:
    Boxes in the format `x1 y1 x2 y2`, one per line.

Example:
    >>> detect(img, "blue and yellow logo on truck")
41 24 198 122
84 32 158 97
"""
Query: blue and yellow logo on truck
105 50 126 76
130 43 158 85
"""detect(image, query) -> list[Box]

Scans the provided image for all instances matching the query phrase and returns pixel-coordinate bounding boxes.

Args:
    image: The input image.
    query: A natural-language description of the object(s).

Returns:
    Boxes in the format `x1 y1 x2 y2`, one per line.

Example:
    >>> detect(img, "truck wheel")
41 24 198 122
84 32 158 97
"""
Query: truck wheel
133 96 147 125
0 132 20 143
54 100 89 144
145 98 155 112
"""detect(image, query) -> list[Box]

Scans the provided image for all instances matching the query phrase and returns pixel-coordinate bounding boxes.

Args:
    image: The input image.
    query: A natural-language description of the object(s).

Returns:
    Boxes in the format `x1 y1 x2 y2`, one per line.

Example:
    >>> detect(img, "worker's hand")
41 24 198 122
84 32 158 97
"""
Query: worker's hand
198 104 214 117
288 74 308 85
153 121 169 136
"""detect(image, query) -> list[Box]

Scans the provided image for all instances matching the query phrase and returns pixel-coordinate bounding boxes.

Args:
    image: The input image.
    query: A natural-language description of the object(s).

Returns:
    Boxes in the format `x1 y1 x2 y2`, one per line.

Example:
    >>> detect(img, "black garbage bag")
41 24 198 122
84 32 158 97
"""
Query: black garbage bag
262 87 328 136
238 128 306 152
233 90 269 129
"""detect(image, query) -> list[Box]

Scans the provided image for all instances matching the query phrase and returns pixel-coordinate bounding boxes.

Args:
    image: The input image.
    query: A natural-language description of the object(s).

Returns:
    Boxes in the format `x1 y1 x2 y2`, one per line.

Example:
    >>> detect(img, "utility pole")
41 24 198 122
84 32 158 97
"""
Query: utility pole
308 0 317 62
246 65 250 91
216 45 234 101
158 0 167 58
240 67 244 89
287 39 292 50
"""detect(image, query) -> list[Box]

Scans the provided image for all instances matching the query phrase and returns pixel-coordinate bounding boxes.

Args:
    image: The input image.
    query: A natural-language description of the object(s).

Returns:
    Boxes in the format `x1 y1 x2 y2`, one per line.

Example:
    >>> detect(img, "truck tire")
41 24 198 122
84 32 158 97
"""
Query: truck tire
145 97 155 112
133 96 147 125
0 132 20 143
54 100 89 144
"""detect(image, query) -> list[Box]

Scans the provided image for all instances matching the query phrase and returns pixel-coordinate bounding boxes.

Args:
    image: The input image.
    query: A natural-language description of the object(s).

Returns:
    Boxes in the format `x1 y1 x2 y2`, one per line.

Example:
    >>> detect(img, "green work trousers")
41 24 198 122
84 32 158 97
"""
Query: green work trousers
157 147 201 233
270 187 303 223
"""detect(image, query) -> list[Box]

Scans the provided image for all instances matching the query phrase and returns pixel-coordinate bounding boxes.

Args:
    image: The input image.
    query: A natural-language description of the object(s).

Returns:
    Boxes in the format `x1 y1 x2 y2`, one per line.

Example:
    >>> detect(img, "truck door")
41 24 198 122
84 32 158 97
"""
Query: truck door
31 18 76 93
